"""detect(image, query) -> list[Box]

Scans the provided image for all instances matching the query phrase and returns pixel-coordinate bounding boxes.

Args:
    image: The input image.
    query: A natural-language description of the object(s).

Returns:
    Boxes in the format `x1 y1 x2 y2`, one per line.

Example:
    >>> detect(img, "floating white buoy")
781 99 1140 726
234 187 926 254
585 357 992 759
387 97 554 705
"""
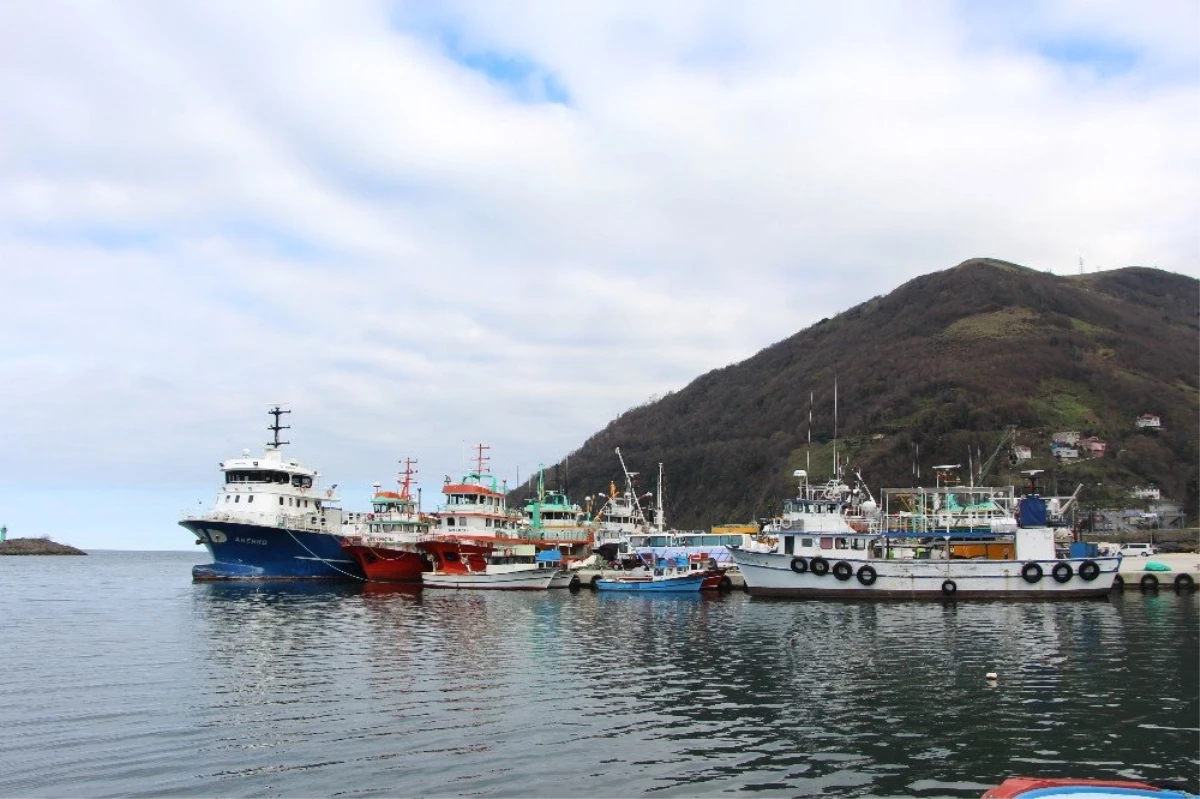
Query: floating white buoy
986 672 998 681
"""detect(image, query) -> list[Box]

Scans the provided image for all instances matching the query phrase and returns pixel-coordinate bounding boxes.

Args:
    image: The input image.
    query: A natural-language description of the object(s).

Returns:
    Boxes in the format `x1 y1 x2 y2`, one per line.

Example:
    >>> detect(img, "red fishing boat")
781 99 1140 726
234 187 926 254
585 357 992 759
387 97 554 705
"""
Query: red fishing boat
341 458 432 583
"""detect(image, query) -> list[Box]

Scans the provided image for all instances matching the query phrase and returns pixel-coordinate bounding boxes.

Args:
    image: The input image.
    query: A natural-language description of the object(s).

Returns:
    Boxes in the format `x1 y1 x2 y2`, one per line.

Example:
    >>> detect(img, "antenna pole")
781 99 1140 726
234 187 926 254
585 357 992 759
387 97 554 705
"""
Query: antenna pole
832 376 838 478
656 462 665 532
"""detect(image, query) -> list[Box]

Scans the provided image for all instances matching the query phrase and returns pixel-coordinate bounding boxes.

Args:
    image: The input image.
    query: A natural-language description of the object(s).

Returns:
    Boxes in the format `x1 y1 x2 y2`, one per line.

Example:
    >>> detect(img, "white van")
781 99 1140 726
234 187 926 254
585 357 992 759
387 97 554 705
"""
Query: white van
1118 543 1158 557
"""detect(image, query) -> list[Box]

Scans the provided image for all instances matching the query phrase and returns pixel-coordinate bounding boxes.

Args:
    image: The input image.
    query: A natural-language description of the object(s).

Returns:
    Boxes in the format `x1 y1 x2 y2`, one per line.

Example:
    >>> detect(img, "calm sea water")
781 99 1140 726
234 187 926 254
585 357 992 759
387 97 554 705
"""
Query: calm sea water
0 551 1196 798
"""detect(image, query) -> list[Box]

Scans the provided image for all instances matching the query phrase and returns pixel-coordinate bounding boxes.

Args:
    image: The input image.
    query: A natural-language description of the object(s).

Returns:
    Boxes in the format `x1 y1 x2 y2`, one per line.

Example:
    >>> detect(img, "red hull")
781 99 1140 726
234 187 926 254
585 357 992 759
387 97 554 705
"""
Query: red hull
342 544 426 583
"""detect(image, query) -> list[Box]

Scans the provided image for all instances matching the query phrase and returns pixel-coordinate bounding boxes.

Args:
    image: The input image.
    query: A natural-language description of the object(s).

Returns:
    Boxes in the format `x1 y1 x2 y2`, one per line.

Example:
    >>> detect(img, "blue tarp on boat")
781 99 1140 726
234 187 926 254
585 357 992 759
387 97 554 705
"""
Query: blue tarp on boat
535 549 562 563
1018 495 1048 528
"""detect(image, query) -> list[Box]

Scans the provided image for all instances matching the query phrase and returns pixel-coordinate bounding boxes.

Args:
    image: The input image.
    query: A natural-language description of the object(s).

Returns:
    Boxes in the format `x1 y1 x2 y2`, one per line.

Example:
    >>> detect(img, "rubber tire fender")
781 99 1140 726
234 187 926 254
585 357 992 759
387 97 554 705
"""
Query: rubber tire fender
1078 560 1100 582
1021 562 1043 584
941 579 957 596
789 557 808 574
589 573 602 590
1139 573 1159 592
1174 573 1195 592
856 564 877 586
1112 574 1125 590
1052 562 1073 584
832 561 853 581
719 575 733 592
810 556 830 577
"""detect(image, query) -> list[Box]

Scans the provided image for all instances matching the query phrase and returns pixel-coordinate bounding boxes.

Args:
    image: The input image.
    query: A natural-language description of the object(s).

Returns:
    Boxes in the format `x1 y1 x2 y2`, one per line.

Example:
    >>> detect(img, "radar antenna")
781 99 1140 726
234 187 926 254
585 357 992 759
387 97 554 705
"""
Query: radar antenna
267 405 291 448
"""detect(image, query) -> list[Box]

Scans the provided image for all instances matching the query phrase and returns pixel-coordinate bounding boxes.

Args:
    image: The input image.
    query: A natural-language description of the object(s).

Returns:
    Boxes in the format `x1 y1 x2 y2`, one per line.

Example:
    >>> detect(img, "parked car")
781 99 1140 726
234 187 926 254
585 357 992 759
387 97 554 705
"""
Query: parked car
1118 543 1158 557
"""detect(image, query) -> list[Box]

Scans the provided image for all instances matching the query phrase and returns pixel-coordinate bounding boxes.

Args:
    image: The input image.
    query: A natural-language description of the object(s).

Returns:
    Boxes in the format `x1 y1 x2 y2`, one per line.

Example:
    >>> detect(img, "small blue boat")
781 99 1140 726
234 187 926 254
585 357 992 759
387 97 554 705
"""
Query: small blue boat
596 555 706 592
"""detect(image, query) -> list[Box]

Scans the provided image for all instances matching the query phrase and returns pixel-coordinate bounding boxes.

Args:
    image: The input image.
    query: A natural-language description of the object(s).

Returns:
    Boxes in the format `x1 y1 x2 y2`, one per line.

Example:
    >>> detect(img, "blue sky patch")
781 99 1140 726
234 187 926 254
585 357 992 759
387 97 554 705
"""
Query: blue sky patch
389 11 570 106
1037 37 1139 78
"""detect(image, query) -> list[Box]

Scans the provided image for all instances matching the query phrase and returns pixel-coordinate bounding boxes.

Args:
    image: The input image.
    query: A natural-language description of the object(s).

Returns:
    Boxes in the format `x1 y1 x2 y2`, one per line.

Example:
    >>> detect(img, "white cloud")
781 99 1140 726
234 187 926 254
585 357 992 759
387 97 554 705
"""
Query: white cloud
0 0 1195 548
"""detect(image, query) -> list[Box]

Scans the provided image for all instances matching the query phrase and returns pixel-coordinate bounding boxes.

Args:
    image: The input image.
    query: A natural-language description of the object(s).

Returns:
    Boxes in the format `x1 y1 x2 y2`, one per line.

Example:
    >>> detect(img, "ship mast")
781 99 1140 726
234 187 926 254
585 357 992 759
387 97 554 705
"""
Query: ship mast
398 457 418 500
615 447 647 527
266 405 291 449
473 443 491 476
655 462 665 532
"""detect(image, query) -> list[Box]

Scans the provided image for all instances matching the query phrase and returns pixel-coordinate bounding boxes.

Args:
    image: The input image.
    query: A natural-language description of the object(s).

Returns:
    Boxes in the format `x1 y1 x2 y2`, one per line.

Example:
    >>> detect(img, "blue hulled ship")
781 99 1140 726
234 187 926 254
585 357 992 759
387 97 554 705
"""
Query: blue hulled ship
179 407 365 581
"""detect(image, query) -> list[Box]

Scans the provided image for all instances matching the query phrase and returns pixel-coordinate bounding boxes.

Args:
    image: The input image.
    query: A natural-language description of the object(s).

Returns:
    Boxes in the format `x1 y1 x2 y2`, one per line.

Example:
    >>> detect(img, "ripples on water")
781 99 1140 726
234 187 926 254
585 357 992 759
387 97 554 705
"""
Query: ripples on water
0 552 1196 798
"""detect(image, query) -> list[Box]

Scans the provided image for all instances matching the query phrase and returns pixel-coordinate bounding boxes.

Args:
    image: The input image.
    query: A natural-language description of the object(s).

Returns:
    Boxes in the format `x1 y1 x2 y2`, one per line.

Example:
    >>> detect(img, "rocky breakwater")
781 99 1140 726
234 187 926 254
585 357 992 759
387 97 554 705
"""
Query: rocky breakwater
0 537 86 555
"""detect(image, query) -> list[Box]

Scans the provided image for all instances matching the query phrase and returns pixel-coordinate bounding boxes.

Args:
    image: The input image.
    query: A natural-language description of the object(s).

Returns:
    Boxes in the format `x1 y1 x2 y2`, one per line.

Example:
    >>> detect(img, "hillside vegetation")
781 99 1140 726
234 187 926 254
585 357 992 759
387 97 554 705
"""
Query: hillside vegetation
514 259 1199 527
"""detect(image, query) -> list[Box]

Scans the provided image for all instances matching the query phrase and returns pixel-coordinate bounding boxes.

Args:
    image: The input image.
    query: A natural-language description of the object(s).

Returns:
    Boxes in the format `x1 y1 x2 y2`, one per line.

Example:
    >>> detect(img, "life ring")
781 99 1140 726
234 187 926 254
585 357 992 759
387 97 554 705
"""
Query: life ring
781 519 792 529
1051 563 1073 584
1021 562 1043 584
810 556 830 577
1173 573 1195 592
1078 560 1100 582
832 561 853 581
790 557 808 574
941 579 957 596
1139 573 1159 592
856 565 877 586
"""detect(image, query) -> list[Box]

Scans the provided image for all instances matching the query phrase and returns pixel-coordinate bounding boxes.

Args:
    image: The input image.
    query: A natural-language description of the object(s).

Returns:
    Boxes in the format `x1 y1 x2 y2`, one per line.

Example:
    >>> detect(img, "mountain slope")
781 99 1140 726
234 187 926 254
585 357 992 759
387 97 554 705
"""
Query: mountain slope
520 259 1199 526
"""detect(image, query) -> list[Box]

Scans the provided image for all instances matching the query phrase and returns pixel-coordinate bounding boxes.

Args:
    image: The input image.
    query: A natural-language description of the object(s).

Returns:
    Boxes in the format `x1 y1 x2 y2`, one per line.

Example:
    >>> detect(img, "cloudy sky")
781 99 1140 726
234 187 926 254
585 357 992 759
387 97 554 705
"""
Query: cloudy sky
1 1 1196 550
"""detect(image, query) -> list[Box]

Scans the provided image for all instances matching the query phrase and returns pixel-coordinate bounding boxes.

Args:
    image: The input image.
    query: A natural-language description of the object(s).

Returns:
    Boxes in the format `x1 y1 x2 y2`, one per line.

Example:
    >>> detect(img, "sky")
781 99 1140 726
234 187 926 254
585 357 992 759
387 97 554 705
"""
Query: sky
1 0 1197 550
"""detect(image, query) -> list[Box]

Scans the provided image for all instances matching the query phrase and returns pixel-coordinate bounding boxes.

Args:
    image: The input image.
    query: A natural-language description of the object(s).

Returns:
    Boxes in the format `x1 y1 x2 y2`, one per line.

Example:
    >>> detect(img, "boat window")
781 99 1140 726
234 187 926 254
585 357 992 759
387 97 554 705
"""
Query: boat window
784 536 794 555
224 495 230 503
234 495 240 503
279 497 284 506
835 537 848 549
248 495 254 503
851 538 866 550
820 537 832 550
801 537 813 548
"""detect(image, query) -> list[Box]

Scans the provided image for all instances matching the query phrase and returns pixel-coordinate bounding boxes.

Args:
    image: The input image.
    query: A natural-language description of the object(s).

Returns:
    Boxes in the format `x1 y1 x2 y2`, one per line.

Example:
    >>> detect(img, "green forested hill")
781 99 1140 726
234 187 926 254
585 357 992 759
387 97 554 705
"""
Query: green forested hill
516 259 1199 526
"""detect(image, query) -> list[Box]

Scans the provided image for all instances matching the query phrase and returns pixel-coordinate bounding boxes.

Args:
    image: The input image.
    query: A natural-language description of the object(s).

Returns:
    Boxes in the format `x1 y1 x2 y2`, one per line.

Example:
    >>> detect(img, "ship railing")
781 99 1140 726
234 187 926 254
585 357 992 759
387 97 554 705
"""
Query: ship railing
524 528 593 543
181 508 341 533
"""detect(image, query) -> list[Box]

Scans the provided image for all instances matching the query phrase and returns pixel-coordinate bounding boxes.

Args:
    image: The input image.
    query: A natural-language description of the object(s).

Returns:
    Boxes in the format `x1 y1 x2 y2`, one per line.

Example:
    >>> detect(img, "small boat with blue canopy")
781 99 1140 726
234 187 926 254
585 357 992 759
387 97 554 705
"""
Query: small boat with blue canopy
595 552 706 592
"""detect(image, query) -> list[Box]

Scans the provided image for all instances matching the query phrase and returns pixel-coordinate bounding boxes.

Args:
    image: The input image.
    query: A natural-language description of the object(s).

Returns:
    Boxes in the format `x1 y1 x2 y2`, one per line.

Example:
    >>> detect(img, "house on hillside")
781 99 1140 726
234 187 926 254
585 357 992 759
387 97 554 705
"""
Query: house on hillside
1079 436 1107 458
1050 442 1079 460
1135 413 1162 429
1130 486 1161 500
1052 431 1081 446
1012 445 1033 462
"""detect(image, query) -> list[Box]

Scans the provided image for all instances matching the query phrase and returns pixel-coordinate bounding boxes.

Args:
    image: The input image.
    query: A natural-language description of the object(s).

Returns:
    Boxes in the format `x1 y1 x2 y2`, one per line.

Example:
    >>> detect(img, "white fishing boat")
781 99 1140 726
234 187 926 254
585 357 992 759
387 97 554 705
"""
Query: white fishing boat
418 538 555 590
732 471 1121 599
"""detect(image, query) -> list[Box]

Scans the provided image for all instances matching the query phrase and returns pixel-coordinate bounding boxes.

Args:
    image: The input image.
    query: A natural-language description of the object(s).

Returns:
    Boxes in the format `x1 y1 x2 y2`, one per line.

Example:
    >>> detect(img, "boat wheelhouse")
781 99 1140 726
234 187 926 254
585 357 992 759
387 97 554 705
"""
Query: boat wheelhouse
433 444 525 536
518 467 597 568
179 406 361 580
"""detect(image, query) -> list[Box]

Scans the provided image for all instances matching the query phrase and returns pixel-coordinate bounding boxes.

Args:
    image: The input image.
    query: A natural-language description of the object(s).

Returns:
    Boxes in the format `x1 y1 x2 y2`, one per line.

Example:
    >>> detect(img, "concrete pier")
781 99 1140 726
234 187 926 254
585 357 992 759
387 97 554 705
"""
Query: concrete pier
1113 553 1199 592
